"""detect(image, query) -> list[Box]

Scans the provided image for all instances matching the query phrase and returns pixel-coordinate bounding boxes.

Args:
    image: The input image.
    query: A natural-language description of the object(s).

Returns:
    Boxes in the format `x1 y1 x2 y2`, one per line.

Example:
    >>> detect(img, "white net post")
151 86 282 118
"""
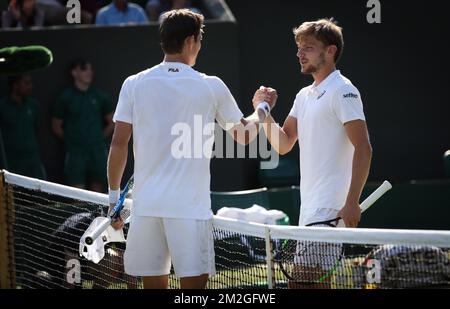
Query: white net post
265 226 275 289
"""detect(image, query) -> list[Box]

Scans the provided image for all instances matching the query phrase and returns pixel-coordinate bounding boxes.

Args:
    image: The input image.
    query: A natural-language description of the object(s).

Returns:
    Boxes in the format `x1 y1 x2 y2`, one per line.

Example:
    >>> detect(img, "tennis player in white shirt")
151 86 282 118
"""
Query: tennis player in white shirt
107 9 277 289
259 18 373 288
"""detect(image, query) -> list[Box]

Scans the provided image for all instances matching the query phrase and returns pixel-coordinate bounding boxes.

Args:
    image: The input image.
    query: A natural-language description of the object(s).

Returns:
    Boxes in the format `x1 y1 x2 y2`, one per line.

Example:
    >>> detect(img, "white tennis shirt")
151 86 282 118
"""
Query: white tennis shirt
289 70 366 212
113 62 243 219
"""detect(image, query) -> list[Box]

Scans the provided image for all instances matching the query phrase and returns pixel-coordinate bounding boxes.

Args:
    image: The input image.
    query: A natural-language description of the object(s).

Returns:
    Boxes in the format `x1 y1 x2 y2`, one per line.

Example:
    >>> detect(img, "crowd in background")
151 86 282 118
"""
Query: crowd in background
0 60 113 193
1 0 203 28
0 0 207 192
2 1 450 192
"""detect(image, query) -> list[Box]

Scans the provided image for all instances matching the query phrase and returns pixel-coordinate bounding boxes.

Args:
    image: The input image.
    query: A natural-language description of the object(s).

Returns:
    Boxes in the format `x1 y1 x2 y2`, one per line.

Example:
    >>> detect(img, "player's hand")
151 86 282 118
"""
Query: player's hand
265 87 278 108
337 202 361 228
253 86 278 110
109 203 124 230
111 216 124 230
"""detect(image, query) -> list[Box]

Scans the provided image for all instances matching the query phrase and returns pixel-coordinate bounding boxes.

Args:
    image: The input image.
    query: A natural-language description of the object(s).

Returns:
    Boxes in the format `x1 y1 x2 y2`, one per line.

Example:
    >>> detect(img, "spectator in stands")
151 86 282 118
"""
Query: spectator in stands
34 0 65 25
129 0 149 9
78 0 109 19
35 0 94 25
145 0 170 22
51 59 114 192
95 0 149 25
0 75 46 180
158 0 201 22
2 0 45 29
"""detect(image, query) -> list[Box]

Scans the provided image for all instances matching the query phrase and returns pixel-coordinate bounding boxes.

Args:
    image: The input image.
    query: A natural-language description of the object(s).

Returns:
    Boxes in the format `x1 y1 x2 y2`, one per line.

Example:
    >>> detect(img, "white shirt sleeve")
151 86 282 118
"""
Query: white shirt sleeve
206 76 243 130
288 102 298 119
288 94 302 119
113 77 134 124
333 84 366 124
289 89 307 119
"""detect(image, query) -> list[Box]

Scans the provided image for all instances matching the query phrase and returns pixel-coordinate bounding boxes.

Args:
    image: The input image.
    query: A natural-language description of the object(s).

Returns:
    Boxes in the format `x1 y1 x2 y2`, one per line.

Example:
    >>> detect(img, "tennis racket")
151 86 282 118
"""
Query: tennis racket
276 180 392 283
84 175 134 245
306 180 392 227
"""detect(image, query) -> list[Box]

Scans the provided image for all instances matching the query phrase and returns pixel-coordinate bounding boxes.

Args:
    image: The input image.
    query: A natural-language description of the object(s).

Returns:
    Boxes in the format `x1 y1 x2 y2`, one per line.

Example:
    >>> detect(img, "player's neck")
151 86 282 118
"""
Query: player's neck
164 54 192 67
312 65 337 86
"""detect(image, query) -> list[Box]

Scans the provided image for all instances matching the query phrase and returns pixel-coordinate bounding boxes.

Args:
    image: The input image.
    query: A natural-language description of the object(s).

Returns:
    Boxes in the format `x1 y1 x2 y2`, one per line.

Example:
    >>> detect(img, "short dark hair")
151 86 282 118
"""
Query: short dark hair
69 58 91 72
293 18 344 63
159 9 204 54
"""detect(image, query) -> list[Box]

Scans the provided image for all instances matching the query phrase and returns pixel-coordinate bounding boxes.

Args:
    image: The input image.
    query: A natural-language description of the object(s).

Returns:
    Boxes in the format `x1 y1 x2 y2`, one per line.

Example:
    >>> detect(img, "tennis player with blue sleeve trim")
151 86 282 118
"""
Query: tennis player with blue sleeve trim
107 9 277 289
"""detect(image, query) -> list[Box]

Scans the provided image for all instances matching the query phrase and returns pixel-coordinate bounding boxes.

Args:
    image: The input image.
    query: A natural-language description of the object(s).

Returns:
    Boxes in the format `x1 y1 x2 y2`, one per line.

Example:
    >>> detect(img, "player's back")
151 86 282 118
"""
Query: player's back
131 62 216 136
115 62 220 219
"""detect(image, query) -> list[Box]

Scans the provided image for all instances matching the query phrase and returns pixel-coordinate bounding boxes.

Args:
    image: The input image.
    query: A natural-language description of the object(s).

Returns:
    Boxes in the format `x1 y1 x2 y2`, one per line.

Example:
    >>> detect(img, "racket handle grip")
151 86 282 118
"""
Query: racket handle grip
337 180 392 227
360 180 392 212
84 218 112 245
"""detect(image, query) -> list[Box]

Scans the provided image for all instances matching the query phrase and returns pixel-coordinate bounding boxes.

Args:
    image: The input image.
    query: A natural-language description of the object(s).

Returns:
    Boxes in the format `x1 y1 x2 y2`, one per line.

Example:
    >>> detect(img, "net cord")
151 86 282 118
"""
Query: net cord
4 170 450 248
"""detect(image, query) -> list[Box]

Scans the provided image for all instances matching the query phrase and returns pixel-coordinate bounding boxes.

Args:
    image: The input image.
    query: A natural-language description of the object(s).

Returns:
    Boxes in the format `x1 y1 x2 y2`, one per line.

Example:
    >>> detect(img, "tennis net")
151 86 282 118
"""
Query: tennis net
1 170 450 289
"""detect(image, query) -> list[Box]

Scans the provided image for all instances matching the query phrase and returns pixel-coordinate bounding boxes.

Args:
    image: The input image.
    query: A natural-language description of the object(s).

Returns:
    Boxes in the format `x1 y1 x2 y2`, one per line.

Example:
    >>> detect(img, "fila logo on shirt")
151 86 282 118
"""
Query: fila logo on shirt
168 68 180 73
343 93 359 99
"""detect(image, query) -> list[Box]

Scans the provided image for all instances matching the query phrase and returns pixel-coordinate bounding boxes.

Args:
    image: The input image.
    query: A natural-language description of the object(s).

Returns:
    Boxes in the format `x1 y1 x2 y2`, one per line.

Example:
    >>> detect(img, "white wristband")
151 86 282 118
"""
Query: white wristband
257 101 271 121
109 189 120 205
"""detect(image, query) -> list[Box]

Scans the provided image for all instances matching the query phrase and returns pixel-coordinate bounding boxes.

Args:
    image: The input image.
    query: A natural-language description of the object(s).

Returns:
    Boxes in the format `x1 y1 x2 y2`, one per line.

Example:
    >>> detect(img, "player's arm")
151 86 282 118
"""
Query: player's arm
228 111 263 145
262 115 298 155
107 75 134 230
107 121 131 230
51 118 64 140
103 112 114 139
107 121 132 192
338 120 373 227
229 87 278 145
255 86 299 154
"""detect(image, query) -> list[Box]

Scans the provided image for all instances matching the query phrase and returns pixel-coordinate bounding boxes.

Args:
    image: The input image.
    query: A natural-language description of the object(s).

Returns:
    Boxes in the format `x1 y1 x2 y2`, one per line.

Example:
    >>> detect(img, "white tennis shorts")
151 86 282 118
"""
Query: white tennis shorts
295 208 343 271
298 207 340 227
124 216 216 278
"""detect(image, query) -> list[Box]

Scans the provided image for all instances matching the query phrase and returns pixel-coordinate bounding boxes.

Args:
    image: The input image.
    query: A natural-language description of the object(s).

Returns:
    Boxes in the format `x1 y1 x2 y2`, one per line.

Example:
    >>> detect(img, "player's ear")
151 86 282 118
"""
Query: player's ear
327 45 338 59
186 35 196 47
182 36 189 51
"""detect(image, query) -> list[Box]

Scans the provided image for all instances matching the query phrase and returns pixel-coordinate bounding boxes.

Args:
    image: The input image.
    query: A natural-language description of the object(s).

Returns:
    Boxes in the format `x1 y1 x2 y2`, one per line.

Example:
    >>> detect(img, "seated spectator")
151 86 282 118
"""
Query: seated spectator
95 0 149 26
0 75 46 180
36 0 93 25
145 0 170 22
129 0 149 9
158 0 201 23
35 0 64 25
2 0 45 29
77 0 109 22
